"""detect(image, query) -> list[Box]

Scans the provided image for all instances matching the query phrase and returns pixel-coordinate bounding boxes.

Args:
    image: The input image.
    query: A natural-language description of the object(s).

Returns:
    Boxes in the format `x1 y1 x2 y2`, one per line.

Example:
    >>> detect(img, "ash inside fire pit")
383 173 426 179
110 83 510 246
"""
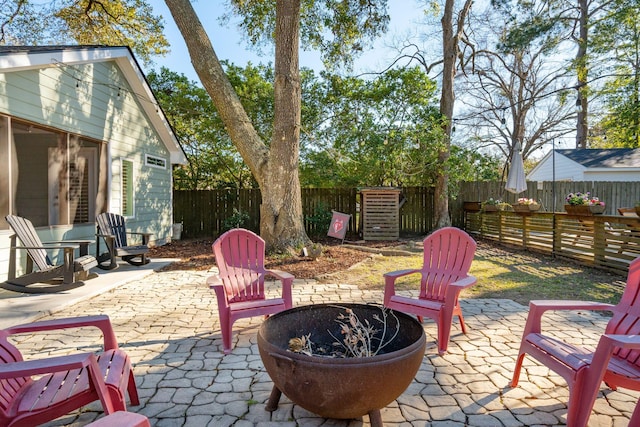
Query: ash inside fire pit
260 303 421 355
286 305 401 358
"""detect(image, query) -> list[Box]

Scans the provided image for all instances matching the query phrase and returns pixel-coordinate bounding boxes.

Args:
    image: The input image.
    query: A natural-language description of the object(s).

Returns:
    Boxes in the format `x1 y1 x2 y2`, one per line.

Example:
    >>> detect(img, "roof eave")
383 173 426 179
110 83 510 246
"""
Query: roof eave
0 46 188 165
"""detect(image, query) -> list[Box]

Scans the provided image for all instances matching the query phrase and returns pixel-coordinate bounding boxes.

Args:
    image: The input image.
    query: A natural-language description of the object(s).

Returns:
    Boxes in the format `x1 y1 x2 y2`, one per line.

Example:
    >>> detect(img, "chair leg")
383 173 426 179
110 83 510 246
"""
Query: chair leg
218 312 233 354
628 397 640 426
510 351 527 387
566 382 592 427
128 371 140 406
437 322 452 355
458 313 467 334
438 305 458 355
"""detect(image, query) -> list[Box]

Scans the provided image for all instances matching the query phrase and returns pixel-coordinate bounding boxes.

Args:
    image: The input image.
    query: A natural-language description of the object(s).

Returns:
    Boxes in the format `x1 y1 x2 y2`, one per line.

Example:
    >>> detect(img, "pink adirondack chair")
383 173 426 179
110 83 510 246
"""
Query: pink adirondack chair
87 411 150 426
383 227 477 355
0 315 140 427
207 228 294 354
510 256 640 427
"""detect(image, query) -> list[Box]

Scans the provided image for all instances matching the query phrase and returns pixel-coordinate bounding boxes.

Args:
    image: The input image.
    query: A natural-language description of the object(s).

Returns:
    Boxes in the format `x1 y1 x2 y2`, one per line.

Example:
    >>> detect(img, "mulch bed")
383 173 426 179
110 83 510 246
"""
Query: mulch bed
148 237 406 279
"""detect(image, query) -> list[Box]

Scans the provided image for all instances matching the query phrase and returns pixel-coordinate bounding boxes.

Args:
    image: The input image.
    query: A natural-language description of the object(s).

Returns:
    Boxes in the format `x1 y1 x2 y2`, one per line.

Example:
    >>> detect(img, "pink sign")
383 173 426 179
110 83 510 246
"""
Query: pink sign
328 211 351 240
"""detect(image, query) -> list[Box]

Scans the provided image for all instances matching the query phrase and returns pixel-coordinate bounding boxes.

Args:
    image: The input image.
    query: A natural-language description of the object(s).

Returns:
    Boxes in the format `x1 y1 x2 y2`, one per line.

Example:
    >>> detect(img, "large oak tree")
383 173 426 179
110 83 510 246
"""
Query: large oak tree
164 0 388 251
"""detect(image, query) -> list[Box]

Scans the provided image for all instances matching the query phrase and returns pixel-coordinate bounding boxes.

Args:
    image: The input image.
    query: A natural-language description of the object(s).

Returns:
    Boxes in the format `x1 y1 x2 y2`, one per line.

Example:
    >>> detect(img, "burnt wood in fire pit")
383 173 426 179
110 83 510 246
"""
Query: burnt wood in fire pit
257 303 426 426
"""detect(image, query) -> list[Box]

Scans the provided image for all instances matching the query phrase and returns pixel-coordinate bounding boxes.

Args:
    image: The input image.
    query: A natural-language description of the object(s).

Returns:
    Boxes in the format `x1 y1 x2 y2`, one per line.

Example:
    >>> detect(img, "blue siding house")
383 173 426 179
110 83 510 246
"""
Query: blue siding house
0 45 187 281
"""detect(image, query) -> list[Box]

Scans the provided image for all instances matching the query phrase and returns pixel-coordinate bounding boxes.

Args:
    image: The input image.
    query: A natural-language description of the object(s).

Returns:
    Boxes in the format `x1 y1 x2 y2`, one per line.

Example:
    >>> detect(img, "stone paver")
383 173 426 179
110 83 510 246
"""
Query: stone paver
4 268 637 426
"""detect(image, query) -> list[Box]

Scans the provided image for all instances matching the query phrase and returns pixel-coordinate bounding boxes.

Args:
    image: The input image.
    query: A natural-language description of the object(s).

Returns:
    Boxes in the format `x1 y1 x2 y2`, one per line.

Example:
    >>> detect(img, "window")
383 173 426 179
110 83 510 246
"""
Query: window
3 118 106 228
121 158 134 217
145 154 166 169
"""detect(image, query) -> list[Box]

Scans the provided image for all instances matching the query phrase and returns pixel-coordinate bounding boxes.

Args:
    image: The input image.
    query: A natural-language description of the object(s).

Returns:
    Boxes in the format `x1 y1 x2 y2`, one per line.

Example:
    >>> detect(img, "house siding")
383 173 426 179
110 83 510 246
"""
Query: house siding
0 55 176 281
584 170 640 181
527 153 586 182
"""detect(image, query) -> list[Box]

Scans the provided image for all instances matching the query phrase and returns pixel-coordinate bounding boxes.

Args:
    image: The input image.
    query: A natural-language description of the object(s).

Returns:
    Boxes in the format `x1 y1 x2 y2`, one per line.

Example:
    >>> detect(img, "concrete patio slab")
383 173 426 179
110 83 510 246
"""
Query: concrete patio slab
1 266 636 427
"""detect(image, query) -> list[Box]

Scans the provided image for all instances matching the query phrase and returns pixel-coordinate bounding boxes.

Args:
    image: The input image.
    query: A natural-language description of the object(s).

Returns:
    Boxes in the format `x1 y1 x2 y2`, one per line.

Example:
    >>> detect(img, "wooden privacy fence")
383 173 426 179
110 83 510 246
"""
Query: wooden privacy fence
465 211 640 275
173 187 435 240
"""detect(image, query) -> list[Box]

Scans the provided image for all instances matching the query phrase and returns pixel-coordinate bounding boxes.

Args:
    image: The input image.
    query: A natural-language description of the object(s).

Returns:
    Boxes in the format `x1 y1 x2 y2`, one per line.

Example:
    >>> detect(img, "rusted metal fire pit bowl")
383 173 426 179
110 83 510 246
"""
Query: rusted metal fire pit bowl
257 303 426 426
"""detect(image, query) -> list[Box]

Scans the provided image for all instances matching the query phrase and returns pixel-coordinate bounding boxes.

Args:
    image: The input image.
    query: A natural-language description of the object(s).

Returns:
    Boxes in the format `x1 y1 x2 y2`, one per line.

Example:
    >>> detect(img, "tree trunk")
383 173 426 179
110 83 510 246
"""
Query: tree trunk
436 0 473 229
436 0 456 229
165 0 309 252
575 0 589 149
261 0 307 251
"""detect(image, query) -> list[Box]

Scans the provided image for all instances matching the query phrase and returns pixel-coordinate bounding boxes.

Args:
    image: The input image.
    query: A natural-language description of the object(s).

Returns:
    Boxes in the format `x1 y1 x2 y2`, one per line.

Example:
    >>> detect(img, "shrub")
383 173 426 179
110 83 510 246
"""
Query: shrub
223 208 250 231
305 202 333 237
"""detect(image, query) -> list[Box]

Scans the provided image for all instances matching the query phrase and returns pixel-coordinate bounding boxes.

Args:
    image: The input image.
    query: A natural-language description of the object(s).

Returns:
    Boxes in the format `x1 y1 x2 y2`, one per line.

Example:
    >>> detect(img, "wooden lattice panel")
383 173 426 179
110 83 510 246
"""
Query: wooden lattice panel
361 188 402 241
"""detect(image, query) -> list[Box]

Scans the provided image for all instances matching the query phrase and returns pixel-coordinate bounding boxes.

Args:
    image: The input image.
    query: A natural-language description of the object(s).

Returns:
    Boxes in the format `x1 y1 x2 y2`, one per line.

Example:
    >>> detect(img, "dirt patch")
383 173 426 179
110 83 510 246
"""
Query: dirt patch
148 237 407 279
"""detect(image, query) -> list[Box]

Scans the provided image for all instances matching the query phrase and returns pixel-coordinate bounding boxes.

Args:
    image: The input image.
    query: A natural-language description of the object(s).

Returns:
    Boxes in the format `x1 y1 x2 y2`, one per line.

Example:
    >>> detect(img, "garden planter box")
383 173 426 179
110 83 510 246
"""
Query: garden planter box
483 205 499 212
565 204 605 215
463 201 482 212
512 203 540 213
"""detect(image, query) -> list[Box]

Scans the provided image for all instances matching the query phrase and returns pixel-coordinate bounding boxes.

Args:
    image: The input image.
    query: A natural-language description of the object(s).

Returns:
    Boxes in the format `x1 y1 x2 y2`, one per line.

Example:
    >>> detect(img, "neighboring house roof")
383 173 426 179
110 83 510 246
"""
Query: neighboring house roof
554 148 640 168
0 45 187 165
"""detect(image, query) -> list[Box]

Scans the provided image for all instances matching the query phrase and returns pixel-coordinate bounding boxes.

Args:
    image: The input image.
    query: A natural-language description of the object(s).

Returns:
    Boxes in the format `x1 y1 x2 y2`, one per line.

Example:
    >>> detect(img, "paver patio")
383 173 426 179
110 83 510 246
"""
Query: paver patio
5 266 638 426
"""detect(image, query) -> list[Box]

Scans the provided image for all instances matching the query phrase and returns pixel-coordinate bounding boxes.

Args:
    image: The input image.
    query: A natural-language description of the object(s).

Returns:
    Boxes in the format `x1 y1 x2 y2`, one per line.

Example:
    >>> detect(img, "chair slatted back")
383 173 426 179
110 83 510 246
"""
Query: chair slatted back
420 227 477 302
5 215 52 271
212 229 266 304
0 330 28 418
606 257 640 364
96 213 128 248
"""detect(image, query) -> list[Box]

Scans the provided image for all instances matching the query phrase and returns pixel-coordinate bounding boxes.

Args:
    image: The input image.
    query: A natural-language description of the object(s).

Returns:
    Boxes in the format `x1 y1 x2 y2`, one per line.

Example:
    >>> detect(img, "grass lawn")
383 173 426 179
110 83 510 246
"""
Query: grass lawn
320 240 627 306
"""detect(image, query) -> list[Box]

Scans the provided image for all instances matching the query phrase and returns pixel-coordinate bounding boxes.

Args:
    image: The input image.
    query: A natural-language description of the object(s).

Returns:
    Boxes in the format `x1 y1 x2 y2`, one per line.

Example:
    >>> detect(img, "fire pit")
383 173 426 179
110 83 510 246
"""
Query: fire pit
257 303 426 426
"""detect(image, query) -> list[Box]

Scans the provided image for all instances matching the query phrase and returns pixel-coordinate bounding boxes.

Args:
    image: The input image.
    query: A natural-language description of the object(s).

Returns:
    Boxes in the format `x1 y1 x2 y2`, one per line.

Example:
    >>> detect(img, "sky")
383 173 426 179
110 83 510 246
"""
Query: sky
145 1 425 82
143 2 573 153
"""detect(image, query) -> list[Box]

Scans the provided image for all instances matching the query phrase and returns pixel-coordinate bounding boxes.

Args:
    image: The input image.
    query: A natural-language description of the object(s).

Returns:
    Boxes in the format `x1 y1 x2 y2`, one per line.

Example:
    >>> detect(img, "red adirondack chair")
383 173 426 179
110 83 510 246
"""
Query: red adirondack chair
510 256 640 427
0 315 139 427
207 229 294 354
383 227 477 355
87 411 150 426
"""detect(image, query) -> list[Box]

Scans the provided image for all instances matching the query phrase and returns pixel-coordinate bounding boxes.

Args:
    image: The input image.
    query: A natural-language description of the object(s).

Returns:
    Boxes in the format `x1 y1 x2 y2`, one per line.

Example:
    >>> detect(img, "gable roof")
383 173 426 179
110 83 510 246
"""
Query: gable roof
555 148 640 168
0 45 187 164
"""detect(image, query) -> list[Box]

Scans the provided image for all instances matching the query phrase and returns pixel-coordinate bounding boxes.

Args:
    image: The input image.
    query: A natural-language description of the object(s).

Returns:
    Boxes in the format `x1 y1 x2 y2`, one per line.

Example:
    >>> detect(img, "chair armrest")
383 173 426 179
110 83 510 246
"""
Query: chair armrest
265 269 294 281
207 275 223 288
96 233 116 245
6 315 120 351
383 269 421 280
383 269 421 304
44 239 94 245
580 334 640 401
44 240 94 256
13 243 79 250
126 231 152 237
126 231 152 245
522 300 616 336
265 269 294 308
207 276 231 310
448 275 477 291
0 353 96 379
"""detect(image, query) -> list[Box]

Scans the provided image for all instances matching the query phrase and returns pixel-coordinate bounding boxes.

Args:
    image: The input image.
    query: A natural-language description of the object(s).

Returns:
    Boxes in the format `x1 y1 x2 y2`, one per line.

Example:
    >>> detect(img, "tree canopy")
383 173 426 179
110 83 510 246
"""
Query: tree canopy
0 0 168 63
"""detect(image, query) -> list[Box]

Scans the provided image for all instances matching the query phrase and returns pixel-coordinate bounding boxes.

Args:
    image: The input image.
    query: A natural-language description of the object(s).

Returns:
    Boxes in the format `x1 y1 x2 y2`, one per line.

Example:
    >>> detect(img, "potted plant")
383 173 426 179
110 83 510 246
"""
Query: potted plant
482 198 502 212
512 197 540 213
565 192 606 215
